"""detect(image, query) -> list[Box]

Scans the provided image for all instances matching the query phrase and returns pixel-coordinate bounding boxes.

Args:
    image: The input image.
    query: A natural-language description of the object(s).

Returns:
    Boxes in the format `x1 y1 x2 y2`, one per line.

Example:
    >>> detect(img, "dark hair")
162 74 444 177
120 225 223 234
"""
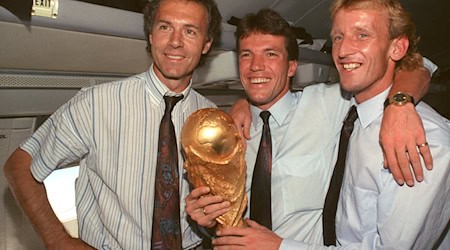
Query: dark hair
235 8 299 62
330 0 422 70
143 0 222 54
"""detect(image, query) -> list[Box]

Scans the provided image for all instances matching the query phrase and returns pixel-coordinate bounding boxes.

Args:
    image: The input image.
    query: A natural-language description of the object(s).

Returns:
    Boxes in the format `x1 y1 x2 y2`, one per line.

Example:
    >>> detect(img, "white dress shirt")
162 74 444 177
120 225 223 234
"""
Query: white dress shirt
22 65 216 249
246 83 351 244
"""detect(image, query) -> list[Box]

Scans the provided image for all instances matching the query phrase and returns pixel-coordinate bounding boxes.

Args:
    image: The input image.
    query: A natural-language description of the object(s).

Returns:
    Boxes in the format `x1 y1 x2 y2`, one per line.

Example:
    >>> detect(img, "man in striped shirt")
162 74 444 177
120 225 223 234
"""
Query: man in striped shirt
3 0 221 249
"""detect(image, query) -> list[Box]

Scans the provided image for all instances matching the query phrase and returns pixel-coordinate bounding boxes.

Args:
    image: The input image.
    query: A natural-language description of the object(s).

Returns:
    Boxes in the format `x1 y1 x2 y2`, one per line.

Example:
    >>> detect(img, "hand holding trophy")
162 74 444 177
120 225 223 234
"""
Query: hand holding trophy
181 108 247 229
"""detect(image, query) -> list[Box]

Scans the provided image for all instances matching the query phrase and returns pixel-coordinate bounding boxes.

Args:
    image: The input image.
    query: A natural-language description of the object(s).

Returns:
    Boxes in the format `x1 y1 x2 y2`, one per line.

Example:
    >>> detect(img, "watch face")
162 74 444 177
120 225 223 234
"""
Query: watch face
393 93 407 102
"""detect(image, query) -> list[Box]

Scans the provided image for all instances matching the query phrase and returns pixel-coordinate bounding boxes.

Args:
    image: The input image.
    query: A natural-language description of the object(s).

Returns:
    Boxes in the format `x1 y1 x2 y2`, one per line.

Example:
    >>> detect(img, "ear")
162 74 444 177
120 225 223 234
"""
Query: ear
390 35 409 61
288 60 298 78
202 39 213 54
149 34 153 45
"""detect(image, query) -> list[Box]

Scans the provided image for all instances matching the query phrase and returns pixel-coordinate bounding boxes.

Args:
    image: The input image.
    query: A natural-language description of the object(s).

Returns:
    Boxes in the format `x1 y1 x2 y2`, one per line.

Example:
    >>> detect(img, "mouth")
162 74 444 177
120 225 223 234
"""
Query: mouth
165 54 185 60
342 63 361 71
250 77 270 84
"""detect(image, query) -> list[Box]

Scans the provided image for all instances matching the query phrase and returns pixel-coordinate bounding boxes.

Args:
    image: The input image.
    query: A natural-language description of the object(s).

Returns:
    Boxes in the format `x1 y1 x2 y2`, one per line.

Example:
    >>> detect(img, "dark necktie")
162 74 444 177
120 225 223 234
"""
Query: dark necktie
323 105 358 246
250 111 273 229
152 95 184 250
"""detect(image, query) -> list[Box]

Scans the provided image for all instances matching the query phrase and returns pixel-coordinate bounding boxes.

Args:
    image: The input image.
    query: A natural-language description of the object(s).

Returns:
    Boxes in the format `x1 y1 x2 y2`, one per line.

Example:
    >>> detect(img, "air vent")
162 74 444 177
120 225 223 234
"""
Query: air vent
32 0 59 19
0 71 126 89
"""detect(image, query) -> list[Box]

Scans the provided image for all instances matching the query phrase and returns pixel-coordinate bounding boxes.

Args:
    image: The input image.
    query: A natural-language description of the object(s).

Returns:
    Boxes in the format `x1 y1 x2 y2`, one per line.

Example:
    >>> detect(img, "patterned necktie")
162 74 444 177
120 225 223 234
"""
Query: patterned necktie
323 105 358 246
250 111 273 229
152 95 184 250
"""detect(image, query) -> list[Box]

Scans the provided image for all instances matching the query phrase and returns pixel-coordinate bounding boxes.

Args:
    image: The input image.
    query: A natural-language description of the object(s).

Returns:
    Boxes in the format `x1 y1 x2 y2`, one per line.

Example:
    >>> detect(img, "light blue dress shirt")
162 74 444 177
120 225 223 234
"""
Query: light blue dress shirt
336 87 450 249
246 83 351 244
278 57 441 249
285 86 450 249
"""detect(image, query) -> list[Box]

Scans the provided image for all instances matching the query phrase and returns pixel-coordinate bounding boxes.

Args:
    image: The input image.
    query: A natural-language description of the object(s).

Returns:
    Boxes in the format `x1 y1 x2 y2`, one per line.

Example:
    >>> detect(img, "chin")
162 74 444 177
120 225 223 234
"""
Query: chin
339 81 357 93
161 69 190 79
340 85 352 92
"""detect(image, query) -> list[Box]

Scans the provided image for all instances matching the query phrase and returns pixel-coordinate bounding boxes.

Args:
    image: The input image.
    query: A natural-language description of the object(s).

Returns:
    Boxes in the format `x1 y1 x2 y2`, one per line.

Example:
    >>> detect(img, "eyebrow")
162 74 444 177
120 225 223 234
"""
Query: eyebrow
330 24 372 36
330 29 339 37
238 48 251 54
156 19 201 31
239 47 282 55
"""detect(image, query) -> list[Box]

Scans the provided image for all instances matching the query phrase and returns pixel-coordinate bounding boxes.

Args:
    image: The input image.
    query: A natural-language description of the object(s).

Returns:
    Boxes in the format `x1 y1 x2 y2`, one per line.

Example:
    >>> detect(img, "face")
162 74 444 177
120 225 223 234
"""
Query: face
238 33 297 110
331 8 397 103
149 0 213 92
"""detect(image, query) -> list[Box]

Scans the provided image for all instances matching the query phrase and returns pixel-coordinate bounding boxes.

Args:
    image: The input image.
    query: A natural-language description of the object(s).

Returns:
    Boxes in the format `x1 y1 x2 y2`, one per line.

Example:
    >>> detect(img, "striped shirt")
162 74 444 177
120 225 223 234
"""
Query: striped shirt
22 66 216 249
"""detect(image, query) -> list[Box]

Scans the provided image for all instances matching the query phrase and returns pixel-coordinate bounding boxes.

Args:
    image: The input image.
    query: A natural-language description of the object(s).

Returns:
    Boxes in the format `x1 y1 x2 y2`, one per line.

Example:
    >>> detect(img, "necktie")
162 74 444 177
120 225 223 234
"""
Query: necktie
152 95 184 250
323 105 358 246
250 111 273 229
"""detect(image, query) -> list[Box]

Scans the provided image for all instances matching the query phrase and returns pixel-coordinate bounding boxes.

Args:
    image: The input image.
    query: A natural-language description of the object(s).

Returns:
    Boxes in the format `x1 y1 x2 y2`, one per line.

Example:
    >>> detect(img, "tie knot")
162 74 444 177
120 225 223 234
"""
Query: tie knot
343 105 358 133
164 95 184 114
345 106 358 124
260 111 271 124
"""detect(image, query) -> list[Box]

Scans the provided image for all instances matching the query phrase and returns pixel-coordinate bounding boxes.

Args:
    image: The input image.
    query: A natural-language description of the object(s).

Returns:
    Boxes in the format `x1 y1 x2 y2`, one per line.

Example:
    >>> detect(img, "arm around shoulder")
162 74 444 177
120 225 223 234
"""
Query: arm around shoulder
391 67 430 102
390 56 437 102
380 63 434 186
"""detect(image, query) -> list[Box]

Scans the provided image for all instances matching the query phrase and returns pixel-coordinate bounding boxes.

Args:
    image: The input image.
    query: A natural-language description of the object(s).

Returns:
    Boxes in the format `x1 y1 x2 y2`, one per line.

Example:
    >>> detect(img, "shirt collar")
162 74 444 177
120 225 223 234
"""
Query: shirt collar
147 63 192 104
356 85 392 129
250 91 295 129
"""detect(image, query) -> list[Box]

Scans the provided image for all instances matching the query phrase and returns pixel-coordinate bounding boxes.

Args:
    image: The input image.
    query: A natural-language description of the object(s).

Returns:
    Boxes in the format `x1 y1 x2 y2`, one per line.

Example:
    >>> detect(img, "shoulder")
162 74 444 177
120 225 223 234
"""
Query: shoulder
92 72 148 91
188 89 217 108
302 83 351 100
417 102 450 147
297 83 351 111
75 72 148 100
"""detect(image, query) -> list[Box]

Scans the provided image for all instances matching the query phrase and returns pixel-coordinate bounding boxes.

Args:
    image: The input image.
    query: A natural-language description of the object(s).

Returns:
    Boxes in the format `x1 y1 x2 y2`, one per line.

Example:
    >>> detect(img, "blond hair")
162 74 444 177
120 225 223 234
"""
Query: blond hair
330 0 423 70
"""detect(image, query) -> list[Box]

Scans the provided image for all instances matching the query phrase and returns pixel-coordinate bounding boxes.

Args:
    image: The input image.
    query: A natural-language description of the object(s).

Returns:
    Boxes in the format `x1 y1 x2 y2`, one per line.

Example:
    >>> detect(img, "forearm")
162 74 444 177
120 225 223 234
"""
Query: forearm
390 67 430 103
4 149 73 248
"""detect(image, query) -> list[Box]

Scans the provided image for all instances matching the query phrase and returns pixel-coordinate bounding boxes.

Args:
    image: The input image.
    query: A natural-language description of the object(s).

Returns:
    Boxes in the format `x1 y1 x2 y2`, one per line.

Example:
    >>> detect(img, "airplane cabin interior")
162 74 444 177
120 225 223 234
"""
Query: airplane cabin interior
0 0 448 249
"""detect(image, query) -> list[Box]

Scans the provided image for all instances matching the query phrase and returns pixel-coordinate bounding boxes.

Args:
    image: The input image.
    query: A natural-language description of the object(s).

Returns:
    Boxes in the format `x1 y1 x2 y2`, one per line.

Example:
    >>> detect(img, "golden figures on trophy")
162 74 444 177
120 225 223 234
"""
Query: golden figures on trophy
181 108 247 229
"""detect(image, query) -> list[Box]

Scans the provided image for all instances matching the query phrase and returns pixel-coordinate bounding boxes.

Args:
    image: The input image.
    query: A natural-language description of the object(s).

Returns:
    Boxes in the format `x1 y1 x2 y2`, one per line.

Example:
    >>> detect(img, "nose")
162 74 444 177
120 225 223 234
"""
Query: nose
250 54 264 71
168 30 184 48
336 36 355 59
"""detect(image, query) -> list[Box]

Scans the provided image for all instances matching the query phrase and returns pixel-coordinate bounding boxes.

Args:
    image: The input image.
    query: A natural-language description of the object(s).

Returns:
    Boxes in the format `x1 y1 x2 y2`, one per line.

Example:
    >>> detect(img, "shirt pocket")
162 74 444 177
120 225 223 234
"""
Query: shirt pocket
278 152 330 216
338 183 378 237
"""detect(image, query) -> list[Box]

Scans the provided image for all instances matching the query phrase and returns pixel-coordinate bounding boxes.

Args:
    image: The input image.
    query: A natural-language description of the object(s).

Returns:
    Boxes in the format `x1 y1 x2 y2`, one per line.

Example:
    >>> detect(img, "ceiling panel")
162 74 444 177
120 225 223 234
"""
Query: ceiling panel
1 0 449 72
216 0 273 22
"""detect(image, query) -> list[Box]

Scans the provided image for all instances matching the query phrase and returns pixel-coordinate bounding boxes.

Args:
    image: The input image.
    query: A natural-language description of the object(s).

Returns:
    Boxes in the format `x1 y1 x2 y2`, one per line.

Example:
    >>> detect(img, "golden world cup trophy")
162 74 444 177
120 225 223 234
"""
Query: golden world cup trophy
181 108 247 229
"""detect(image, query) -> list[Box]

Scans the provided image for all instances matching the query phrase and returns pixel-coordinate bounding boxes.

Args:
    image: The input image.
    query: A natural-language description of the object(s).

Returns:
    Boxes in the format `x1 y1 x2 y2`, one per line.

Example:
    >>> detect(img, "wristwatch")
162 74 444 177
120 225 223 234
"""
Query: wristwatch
384 92 415 109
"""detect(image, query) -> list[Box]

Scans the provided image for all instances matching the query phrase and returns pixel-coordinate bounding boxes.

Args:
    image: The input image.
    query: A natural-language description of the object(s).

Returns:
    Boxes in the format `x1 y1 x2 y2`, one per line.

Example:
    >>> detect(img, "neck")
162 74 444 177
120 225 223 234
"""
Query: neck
152 64 191 93
354 64 396 104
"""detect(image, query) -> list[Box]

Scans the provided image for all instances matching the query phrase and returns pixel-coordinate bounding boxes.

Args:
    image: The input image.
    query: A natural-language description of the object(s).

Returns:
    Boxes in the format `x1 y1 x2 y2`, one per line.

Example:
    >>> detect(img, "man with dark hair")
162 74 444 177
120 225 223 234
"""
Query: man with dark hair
185 7 438 250
143 0 222 65
4 0 221 249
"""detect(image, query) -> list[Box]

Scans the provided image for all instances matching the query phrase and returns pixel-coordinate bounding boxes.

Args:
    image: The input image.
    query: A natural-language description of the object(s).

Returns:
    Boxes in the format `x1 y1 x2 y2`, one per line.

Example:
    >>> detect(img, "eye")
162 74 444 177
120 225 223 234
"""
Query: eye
186 29 196 36
359 33 368 39
158 24 169 30
239 52 251 58
332 35 343 42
